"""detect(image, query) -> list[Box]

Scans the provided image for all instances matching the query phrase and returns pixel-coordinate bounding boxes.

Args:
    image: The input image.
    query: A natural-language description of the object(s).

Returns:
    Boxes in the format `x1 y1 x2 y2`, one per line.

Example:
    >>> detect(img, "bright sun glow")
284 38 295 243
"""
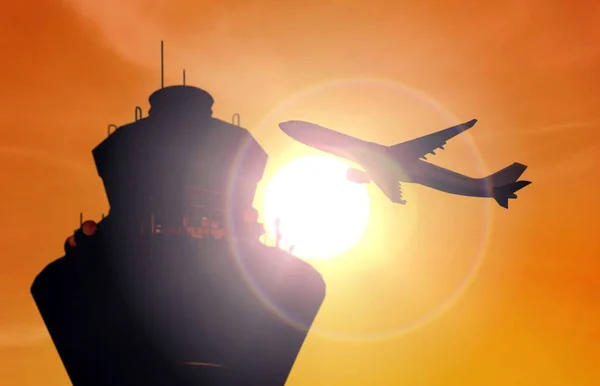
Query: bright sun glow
263 155 371 260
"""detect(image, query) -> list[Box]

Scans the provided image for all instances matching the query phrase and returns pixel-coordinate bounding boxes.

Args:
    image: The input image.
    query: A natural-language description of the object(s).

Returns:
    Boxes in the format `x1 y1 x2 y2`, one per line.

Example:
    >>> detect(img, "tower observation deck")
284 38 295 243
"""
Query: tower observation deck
94 83 267 239
30 42 326 386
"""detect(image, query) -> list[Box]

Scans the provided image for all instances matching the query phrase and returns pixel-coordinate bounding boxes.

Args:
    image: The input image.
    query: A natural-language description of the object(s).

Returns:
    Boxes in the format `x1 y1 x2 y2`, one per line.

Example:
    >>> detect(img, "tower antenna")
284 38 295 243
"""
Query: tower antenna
160 40 164 89
183 69 186 86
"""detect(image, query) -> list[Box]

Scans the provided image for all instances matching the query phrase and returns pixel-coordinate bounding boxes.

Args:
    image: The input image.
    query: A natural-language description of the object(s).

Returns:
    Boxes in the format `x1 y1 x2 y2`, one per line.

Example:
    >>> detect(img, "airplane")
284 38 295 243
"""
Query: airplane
278 119 531 209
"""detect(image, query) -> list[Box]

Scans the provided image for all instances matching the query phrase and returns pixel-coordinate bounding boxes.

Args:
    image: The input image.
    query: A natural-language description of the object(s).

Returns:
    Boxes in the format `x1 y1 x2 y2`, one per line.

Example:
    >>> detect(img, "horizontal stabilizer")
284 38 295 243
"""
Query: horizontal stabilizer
492 180 531 209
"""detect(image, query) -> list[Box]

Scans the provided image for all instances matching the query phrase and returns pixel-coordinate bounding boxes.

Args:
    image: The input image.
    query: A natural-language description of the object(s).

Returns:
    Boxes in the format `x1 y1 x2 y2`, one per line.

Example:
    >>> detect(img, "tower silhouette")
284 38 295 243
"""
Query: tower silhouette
30 42 326 386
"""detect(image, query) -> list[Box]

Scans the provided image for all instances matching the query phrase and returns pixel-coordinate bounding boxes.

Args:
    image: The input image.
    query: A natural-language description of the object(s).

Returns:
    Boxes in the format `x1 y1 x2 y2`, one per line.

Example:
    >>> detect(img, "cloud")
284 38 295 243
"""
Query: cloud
535 143 599 182
480 119 600 139
0 145 96 178
61 0 167 68
475 120 599 183
0 326 50 348
59 0 291 97
517 119 600 136
60 0 242 67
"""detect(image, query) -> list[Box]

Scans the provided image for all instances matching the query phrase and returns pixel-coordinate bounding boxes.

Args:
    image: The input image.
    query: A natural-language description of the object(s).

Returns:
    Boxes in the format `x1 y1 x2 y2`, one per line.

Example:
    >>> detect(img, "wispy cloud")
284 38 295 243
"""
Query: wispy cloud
0 326 50 348
61 0 243 67
536 144 599 182
62 0 166 67
476 119 599 183
516 119 600 136
480 119 600 139
61 0 291 96
0 145 96 178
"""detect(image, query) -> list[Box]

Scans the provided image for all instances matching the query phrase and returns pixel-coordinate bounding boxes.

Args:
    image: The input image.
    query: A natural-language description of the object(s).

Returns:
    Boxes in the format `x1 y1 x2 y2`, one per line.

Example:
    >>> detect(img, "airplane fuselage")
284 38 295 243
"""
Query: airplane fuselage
281 122 492 198
404 159 490 197
354 146 492 198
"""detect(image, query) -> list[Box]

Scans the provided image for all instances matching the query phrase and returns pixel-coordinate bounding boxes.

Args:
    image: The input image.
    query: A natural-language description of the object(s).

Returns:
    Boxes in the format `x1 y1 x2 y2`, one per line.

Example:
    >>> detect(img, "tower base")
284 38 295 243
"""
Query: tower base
31 217 326 386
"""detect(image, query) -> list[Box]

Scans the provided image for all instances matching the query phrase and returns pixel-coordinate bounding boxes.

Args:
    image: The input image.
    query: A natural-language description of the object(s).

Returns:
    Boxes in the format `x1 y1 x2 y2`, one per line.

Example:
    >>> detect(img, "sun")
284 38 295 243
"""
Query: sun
262 155 371 260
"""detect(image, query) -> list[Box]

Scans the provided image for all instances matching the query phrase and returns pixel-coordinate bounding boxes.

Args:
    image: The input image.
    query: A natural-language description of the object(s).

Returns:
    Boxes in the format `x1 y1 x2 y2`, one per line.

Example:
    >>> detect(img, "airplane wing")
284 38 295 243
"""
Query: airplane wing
388 119 478 160
367 169 407 205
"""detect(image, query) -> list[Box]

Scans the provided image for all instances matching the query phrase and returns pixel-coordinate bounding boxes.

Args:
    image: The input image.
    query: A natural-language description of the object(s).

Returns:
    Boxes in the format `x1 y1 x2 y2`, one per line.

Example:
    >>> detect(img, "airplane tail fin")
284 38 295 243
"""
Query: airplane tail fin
492 180 532 209
486 163 530 209
486 162 528 186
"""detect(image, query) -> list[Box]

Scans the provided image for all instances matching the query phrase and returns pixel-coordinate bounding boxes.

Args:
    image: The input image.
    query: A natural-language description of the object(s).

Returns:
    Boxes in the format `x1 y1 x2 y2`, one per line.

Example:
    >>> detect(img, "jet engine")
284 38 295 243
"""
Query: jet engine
346 168 371 184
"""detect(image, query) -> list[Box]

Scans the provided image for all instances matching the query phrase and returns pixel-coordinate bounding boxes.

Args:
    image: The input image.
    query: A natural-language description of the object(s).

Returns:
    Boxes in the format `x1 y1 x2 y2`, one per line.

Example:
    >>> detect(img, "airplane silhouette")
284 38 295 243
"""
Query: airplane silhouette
278 119 531 209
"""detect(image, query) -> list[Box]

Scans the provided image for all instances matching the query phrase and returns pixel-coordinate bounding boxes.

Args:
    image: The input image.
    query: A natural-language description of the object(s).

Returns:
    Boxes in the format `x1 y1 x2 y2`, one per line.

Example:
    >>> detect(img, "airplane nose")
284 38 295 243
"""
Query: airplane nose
279 121 296 130
278 121 289 132
278 121 303 137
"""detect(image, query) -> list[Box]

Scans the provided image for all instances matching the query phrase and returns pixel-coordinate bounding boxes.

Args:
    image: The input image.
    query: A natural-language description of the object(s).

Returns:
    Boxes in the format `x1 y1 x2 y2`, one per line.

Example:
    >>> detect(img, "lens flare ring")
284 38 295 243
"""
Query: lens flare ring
222 77 494 341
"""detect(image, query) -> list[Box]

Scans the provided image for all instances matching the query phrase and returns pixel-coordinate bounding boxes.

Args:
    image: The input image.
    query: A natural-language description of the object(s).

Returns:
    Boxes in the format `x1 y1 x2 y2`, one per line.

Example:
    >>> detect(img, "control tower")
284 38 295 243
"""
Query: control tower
31 42 326 386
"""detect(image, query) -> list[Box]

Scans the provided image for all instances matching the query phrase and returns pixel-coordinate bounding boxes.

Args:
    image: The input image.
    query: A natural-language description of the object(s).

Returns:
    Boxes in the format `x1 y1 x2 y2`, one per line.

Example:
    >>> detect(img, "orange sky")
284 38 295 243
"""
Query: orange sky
1 1 599 385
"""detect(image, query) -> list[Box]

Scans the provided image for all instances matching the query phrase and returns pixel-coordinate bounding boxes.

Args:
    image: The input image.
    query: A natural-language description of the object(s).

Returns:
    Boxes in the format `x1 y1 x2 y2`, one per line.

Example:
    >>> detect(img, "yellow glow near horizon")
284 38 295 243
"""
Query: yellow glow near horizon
262 155 370 260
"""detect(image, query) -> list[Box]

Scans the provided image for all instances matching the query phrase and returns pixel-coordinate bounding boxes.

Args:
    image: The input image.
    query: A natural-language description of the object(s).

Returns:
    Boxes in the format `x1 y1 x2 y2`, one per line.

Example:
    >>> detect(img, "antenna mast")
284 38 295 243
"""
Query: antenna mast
183 69 186 86
160 40 164 89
